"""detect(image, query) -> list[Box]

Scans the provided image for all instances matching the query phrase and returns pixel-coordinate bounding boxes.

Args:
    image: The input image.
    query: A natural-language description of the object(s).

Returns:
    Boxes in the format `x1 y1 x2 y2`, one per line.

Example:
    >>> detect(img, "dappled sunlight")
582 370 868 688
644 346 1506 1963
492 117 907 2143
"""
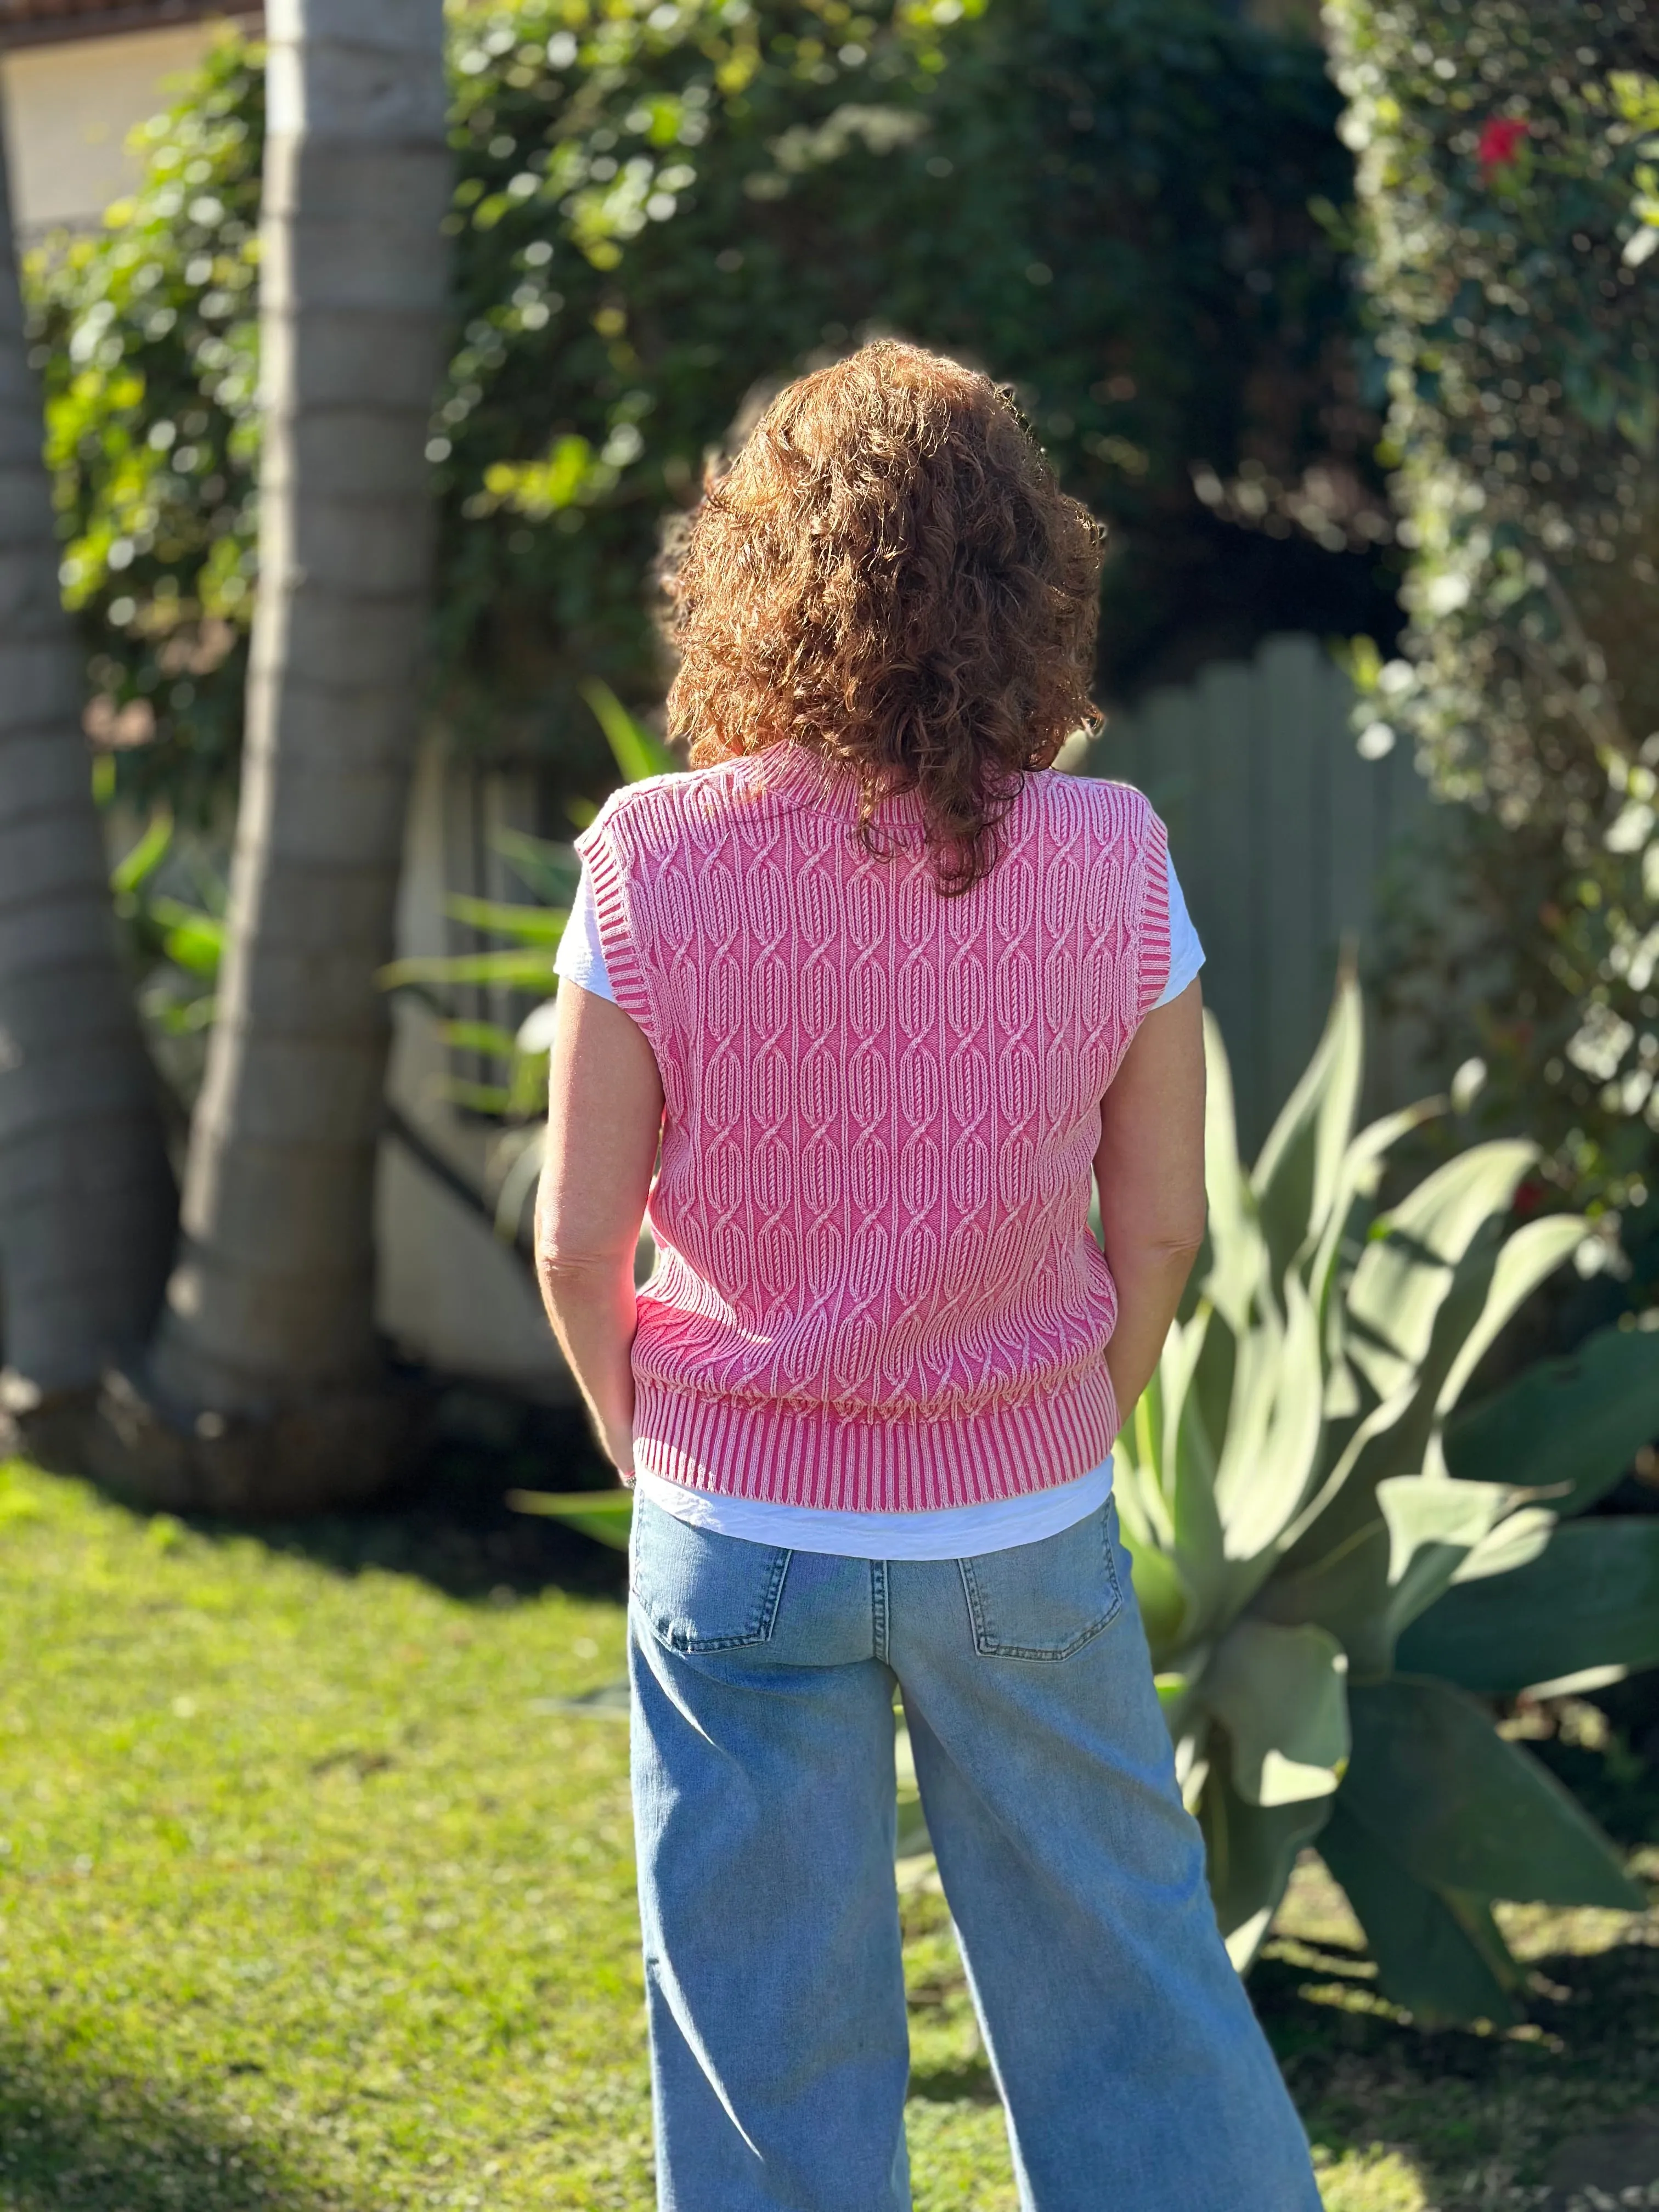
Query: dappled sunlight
1259 1855 1659 2211
1314 2145 1431 2212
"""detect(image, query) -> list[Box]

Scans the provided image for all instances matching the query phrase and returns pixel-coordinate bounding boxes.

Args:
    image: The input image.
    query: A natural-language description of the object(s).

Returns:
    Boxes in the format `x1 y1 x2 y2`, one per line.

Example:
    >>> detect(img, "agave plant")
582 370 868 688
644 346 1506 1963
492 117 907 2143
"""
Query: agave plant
509 847 1659 2023
1124 973 1659 2022
520 966 1659 2022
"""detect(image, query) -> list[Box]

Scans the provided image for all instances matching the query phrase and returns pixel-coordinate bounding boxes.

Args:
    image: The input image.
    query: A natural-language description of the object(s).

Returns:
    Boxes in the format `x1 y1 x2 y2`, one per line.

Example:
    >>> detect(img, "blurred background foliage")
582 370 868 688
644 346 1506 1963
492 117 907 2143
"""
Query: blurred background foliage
1326 0 1659 1277
24 0 1658 1294
25 0 1402 830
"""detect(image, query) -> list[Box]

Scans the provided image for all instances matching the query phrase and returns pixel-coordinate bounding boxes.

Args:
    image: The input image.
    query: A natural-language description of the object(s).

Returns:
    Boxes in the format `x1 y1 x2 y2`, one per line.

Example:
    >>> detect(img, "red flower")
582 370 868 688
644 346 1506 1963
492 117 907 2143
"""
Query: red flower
1477 117 1528 173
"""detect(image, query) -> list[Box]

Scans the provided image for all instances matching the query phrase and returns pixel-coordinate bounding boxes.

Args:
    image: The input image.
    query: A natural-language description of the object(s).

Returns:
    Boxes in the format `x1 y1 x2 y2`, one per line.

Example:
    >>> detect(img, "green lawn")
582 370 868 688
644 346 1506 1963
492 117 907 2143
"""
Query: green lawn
2 1454 1655 2211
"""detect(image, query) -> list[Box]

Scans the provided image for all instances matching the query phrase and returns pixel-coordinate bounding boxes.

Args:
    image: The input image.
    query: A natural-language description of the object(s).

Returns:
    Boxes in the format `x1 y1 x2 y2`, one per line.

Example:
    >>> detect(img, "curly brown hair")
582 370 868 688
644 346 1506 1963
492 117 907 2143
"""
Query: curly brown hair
661 341 1103 893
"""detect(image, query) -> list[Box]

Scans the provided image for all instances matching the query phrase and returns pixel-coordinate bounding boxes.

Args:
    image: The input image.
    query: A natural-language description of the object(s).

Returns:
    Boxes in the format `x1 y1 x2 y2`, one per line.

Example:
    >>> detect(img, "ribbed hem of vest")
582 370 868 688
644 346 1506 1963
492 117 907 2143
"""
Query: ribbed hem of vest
630 1363 1120 1515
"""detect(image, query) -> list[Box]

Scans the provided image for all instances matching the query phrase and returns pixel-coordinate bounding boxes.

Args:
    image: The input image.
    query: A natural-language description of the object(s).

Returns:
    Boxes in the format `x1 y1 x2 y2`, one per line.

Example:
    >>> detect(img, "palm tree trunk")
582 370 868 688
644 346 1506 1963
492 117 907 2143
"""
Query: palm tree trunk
0 126 176 1406
148 0 450 1469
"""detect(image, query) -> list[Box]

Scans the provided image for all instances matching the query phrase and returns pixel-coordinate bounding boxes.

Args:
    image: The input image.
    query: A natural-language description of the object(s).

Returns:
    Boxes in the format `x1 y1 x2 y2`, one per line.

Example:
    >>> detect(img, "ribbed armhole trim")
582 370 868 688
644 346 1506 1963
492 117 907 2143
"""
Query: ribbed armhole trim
1136 802 1172 1022
575 819 657 1048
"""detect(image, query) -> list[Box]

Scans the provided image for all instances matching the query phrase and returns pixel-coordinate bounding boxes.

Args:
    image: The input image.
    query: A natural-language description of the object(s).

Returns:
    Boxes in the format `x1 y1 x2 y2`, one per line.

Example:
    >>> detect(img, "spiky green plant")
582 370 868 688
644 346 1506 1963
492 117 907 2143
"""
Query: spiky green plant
1123 973 1659 2022
523 968 1659 2023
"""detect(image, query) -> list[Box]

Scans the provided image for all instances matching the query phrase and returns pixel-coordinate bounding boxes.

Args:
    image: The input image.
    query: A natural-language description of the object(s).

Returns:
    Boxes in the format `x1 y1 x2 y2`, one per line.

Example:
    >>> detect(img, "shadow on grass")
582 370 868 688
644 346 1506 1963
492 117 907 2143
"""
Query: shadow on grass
81 1380 631 1608
1531 1721 1659 1853
1252 1921 1659 2203
0 2039 348 2212
906 2060 1002 2106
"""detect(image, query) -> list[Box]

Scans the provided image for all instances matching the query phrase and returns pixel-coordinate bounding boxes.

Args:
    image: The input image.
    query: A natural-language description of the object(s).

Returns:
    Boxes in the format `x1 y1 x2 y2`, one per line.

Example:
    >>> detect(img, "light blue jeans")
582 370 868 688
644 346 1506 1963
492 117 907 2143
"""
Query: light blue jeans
628 1493 1322 2212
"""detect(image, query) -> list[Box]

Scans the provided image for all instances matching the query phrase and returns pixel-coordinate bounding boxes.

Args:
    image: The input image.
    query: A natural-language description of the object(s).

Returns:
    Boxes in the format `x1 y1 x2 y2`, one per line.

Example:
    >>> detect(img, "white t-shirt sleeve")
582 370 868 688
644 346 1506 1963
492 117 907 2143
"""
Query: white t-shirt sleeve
1154 851 1205 1009
553 861 618 1003
555 847 1201 1012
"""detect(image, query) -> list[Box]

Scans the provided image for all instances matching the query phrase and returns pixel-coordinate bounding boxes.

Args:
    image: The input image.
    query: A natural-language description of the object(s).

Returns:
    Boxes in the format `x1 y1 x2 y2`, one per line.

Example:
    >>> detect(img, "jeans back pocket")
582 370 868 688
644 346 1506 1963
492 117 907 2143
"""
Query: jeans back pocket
630 1495 792 1654
958 1504 1124 1660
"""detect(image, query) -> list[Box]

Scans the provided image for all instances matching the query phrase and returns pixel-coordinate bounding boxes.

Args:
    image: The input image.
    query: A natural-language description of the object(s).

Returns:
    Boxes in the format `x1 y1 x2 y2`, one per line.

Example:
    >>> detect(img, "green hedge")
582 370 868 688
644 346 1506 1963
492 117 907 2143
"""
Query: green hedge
1328 0 1659 1243
29 0 1384 822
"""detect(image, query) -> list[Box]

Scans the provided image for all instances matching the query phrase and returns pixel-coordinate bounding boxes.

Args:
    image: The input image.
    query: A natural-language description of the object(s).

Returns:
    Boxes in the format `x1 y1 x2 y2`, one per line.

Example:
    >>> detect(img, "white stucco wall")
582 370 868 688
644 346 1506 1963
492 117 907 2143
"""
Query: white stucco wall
1 21 224 235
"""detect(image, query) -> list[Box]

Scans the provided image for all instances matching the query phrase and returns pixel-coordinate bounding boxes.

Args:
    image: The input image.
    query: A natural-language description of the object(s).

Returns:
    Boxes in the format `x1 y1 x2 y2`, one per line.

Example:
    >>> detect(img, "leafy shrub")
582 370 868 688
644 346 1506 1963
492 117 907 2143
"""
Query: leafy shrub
1118 974 1659 2023
30 0 1390 825
1325 0 1659 1233
33 36 262 822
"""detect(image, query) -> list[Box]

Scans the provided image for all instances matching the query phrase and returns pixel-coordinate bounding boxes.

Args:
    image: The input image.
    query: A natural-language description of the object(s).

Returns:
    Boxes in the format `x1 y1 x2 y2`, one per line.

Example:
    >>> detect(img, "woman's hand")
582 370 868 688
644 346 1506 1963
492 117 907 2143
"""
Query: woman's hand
600 1419 637 1485
535 980 664 1482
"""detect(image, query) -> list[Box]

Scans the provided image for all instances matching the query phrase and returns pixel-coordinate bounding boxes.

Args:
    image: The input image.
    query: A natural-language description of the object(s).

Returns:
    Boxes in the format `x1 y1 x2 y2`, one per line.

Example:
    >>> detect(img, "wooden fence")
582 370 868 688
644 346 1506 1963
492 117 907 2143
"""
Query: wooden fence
1085 632 1433 1153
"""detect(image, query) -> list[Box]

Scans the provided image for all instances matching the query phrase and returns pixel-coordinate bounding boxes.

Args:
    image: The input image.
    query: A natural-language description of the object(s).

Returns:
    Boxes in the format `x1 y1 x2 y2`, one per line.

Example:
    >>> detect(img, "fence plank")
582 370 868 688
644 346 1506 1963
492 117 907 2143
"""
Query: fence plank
1261 635 1321 1139
1195 656 1265 1140
1088 633 1431 1151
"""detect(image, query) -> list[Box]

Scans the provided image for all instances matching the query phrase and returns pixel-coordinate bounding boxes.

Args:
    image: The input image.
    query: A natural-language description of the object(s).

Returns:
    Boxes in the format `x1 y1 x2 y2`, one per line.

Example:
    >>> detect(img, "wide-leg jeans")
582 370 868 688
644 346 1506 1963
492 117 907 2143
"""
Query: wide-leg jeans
628 1492 1323 2212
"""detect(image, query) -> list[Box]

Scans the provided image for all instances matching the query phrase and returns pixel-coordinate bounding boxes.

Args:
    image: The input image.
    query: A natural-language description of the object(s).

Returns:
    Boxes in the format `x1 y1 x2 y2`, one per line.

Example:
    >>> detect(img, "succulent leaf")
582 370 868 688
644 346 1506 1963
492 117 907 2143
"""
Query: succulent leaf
1250 962 1364 1289
1199 1764 1333 1969
582 679 680 783
377 949 560 991
1283 1218 1530 1576
1446 1504 1556 1584
1114 1360 1176 1556
1442 1317 1659 1515
1306 1095 1444 1336
1314 1803 1525 2026
1124 1542 1197 1666
1431 1214 1589 1420
1344 1141 1537 1402
1397 1520 1659 1697
504 1488 634 1550
1158 1327 1228 1625
1340 1677 1645 1909
1375 1476 1518 1644
492 826 583 907
1197 1013 1265 1336
1266 1375 1422 1588
1200 1620 1349 1807
1255 1522 1395 1677
1263 1473 1533 1681
1214 1271 1324 1575
441 893 571 946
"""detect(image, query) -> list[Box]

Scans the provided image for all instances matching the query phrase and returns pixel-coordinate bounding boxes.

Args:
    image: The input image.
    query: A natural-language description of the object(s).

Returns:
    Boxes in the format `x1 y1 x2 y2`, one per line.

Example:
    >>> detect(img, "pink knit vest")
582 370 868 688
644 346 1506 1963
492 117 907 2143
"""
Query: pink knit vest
577 743 1170 1511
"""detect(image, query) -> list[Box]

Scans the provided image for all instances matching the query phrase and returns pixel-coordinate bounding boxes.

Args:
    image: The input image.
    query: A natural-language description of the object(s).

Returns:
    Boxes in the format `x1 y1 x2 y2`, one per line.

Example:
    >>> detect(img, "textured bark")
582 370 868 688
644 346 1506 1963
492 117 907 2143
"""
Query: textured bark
0 126 176 1398
149 0 450 1460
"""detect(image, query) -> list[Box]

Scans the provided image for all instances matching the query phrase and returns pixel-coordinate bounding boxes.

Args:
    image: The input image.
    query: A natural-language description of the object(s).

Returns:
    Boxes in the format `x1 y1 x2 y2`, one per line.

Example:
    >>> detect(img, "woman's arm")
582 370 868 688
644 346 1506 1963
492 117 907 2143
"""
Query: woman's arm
535 981 665 1480
1093 979 1207 1430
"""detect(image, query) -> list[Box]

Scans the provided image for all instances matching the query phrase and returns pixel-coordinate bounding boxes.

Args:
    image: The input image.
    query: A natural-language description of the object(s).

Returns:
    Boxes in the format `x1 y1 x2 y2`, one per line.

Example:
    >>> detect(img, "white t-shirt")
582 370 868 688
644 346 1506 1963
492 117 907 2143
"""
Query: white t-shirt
552 844 1205 1559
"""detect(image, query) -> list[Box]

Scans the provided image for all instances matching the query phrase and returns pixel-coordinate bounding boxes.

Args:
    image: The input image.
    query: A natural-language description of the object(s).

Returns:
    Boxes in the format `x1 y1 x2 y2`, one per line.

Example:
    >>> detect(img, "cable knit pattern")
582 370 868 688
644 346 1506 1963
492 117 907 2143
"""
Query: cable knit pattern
576 743 1171 1511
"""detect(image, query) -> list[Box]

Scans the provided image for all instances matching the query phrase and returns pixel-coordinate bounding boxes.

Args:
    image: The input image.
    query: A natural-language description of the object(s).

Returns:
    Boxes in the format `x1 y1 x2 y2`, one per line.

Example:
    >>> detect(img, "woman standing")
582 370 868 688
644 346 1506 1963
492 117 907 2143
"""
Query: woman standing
536 342 1322 2211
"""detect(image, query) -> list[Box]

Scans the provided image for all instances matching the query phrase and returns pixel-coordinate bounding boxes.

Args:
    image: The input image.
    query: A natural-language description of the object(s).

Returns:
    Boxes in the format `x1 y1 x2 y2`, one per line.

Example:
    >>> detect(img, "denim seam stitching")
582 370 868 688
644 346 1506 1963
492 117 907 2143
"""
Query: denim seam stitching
635 1543 793 1654
957 1515 1125 1660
